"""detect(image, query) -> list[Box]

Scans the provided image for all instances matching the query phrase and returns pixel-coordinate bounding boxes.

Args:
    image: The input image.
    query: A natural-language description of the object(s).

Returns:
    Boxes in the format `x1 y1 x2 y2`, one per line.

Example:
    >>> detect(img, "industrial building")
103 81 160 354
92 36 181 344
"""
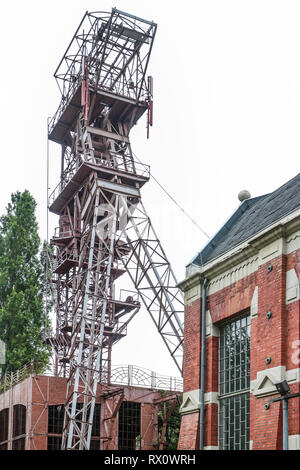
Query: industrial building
0 363 181 450
178 174 300 450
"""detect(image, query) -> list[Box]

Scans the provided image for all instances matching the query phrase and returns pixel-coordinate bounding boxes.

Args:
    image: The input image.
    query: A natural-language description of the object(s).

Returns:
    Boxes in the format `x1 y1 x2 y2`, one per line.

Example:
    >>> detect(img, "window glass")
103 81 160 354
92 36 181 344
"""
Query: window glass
219 314 250 450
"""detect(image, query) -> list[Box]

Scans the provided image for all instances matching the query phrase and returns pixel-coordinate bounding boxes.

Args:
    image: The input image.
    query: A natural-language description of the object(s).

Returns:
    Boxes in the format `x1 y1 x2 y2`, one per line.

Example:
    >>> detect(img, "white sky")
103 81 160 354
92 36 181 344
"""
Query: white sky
0 0 299 378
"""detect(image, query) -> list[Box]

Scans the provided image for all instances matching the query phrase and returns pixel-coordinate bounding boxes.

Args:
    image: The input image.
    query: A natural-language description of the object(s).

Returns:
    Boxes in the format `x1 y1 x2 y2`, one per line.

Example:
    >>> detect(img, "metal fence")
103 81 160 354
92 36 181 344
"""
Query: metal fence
0 362 41 392
110 364 183 391
0 361 182 393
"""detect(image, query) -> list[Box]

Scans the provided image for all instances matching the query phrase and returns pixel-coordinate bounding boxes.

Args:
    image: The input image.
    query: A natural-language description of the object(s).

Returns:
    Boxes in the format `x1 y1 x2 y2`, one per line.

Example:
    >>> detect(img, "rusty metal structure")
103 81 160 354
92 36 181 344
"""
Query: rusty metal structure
0 362 182 450
47 8 184 450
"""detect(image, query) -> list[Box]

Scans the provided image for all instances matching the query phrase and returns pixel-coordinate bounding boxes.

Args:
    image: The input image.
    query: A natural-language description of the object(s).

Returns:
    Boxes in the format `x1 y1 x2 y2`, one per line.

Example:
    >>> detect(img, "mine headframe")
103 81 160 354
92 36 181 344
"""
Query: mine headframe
49 8 156 146
47 8 183 450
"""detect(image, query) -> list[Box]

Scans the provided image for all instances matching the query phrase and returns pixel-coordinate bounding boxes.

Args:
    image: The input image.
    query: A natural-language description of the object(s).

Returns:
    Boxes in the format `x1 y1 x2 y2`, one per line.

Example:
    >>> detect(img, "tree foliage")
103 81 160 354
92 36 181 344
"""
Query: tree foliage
0 190 51 374
157 394 182 450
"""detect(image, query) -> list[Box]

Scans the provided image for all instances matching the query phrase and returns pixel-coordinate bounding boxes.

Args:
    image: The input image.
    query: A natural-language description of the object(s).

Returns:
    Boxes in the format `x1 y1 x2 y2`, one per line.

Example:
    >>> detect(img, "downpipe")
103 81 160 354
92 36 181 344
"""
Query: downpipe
283 398 288 450
199 278 208 450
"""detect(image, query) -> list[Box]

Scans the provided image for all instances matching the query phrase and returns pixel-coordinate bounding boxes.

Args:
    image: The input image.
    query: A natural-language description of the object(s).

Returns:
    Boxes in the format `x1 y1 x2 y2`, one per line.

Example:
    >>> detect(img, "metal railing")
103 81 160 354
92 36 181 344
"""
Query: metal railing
0 362 42 392
51 250 79 272
52 227 74 239
110 364 183 392
48 153 150 206
48 165 78 207
92 153 150 179
48 78 82 137
0 361 183 393
48 76 149 139
119 289 139 303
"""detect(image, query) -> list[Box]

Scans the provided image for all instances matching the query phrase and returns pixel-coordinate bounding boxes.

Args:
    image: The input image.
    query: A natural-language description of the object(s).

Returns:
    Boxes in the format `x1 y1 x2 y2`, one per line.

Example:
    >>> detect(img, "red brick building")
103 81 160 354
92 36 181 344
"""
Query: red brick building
0 365 181 450
178 174 300 450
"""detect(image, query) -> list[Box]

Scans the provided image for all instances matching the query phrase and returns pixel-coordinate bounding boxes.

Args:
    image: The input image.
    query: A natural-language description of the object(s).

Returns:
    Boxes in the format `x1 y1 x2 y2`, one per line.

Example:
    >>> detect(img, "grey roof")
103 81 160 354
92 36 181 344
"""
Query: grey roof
193 173 300 266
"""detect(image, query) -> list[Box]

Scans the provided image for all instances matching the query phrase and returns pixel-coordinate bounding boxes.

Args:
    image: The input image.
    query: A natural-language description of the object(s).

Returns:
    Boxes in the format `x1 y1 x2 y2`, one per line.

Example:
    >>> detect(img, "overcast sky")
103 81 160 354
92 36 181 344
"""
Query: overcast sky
0 0 300 378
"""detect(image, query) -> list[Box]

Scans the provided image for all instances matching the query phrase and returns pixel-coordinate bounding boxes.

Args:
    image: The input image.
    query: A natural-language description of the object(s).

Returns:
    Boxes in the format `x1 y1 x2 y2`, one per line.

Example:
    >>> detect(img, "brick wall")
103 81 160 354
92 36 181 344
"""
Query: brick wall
0 375 168 450
182 298 201 393
178 243 300 450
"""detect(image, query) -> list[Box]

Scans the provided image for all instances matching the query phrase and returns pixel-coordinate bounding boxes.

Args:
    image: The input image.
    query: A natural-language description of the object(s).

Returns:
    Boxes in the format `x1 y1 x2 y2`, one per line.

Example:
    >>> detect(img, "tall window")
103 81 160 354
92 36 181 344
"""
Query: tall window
48 405 65 434
12 405 26 450
118 402 141 450
0 408 9 448
218 314 250 450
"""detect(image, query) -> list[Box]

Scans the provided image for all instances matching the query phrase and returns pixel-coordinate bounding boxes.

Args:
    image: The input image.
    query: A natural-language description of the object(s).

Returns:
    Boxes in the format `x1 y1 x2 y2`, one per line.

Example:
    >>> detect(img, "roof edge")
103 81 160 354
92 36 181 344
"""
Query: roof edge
189 195 264 268
179 207 300 292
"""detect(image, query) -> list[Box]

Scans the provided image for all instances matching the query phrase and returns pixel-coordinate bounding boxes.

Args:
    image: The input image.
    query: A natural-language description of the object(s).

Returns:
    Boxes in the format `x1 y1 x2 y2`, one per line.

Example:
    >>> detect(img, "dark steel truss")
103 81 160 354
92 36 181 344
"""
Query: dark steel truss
47 8 183 450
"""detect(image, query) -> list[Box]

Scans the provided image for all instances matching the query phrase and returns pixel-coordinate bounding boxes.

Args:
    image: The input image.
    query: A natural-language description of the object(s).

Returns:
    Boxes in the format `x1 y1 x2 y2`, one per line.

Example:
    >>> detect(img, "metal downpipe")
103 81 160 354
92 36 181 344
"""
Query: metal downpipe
283 398 288 450
199 278 208 450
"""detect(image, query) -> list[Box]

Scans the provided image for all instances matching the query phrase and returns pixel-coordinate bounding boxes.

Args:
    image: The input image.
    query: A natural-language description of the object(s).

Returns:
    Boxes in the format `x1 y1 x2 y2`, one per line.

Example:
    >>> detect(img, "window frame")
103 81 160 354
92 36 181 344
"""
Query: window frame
47 403 101 450
218 313 251 450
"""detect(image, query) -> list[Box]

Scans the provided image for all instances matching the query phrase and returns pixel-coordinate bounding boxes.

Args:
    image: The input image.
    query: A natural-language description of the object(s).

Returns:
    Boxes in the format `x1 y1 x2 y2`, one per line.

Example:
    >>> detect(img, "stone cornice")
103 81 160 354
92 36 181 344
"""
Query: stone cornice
177 271 202 293
284 213 300 237
248 225 285 251
203 245 258 280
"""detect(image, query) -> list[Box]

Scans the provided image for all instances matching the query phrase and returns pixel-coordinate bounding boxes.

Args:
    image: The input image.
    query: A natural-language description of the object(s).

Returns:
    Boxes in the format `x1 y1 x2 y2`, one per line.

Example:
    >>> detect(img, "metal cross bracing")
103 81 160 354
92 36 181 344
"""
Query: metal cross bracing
47 8 184 450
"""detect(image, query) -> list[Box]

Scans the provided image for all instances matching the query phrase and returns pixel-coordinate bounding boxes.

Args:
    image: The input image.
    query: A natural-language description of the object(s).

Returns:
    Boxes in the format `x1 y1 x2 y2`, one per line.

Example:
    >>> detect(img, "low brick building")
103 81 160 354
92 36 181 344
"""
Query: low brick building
178 174 300 450
0 365 181 450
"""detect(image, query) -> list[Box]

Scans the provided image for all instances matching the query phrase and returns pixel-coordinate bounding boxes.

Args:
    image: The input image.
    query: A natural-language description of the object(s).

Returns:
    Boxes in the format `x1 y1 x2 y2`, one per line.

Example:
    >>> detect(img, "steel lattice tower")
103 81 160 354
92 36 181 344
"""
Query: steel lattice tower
47 9 184 450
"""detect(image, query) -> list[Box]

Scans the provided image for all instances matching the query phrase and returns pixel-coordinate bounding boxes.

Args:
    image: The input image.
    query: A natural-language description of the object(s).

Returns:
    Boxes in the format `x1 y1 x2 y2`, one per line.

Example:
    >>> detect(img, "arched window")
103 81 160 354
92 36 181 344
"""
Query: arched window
0 408 9 445
12 404 26 450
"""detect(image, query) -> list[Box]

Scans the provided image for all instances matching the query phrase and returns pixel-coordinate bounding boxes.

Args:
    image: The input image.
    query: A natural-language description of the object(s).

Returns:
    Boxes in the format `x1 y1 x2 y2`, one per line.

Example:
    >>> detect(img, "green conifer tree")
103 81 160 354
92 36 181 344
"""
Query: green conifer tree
0 190 51 374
